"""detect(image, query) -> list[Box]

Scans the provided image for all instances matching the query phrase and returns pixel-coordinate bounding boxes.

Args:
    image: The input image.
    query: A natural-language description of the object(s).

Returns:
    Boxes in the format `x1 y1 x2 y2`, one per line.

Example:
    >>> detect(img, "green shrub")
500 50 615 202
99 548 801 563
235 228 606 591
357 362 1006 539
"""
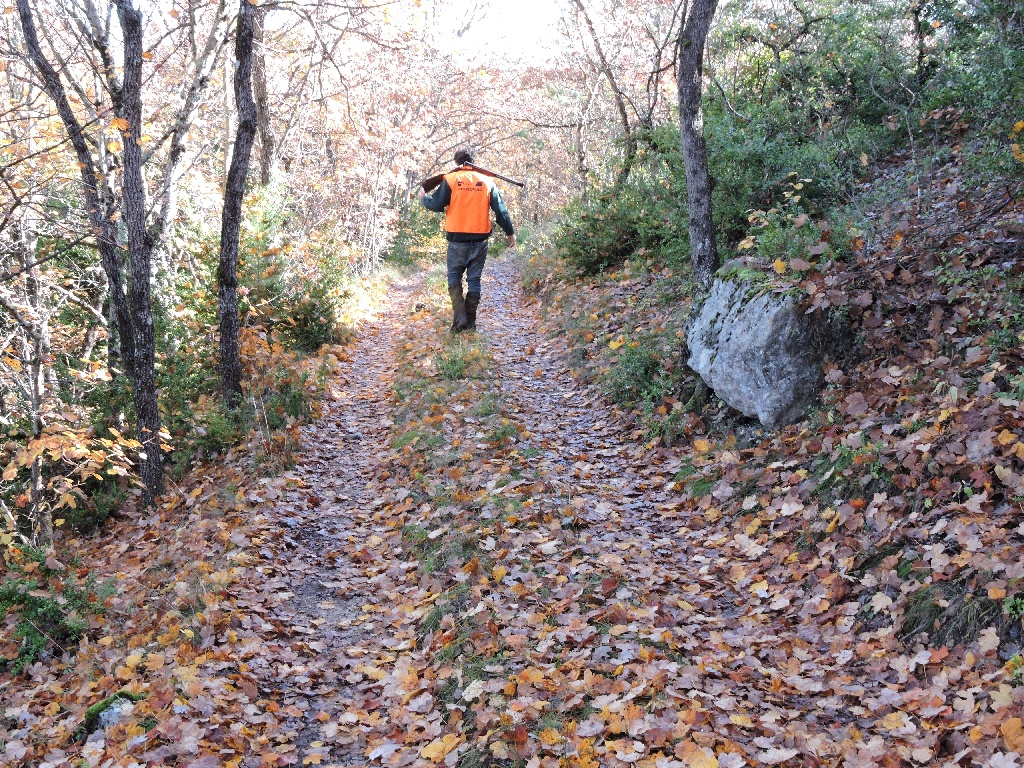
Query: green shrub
920 0 1024 181
436 349 467 380
552 127 690 276
0 548 113 674
63 478 128 534
607 342 665 405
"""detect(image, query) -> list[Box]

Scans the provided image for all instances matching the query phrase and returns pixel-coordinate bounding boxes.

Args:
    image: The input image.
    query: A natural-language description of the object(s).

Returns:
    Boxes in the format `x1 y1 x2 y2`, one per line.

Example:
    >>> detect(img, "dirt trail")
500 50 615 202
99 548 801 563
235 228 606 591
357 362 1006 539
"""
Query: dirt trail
238 279 417 766
235 258 926 767
484 260 683 520
239 260 764 766
484 261 738 611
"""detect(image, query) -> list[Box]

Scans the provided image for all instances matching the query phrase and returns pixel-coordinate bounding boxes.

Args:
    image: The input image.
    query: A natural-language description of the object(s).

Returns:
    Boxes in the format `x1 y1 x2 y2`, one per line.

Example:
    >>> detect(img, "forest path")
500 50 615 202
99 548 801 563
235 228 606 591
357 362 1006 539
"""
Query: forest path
235 276 419 767
235 257 850 767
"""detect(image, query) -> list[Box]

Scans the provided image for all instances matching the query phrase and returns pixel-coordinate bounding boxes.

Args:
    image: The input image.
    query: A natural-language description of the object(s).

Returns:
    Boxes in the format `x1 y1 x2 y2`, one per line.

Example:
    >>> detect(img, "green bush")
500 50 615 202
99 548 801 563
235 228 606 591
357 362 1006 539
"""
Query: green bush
553 127 690 276
919 0 1024 181
607 342 665 405
0 548 113 674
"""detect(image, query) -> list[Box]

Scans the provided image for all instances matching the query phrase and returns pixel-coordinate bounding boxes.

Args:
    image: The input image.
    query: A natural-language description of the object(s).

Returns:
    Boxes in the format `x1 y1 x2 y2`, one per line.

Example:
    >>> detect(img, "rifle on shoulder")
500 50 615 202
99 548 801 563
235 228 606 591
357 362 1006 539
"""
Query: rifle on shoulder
421 163 525 193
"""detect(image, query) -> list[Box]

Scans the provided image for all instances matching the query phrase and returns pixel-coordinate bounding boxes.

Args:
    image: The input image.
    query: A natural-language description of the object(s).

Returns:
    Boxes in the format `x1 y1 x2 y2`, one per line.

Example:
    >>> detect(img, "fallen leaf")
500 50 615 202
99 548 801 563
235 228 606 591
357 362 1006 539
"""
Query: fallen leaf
1002 718 1024 753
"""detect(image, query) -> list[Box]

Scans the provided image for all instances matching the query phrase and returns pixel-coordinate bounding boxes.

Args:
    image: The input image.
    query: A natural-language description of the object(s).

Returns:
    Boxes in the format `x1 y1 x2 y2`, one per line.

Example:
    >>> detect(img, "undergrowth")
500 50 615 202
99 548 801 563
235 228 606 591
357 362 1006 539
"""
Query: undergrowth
0 547 112 674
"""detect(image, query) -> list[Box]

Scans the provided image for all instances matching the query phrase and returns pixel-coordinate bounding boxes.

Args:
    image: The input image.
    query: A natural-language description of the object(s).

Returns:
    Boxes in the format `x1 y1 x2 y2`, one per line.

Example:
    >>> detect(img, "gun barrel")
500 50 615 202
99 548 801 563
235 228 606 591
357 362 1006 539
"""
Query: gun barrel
420 164 524 192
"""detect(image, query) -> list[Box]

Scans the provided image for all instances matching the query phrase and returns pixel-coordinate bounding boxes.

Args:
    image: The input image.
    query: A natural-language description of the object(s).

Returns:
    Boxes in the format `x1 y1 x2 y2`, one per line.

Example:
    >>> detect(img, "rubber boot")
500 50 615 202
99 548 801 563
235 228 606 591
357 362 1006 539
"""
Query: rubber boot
465 292 481 331
448 284 468 333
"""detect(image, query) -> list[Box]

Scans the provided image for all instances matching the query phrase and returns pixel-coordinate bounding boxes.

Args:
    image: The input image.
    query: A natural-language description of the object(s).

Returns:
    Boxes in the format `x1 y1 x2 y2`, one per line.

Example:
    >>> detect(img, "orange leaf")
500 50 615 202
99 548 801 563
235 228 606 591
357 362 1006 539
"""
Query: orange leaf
1002 718 1024 753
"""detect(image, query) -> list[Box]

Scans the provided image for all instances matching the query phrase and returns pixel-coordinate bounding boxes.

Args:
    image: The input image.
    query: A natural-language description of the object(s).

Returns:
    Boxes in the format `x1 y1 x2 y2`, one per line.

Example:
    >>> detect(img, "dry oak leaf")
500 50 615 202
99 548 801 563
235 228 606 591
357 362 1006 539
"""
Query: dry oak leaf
674 740 718 768
979 627 1000 654
421 734 461 762
758 747 800 764
367 741 401 761
516 667 546 685
1002 718 1024 753
538 727 562 746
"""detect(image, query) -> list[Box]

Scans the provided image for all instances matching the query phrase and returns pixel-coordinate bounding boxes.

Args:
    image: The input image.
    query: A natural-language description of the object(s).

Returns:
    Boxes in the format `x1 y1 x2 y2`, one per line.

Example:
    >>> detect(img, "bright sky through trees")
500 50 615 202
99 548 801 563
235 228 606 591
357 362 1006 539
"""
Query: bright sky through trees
432 0 566 66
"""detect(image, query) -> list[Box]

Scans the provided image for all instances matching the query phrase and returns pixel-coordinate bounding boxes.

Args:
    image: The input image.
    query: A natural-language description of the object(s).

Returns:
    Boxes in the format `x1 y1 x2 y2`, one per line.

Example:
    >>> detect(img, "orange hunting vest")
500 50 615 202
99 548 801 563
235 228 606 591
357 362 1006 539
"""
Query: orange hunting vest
444 168 493 235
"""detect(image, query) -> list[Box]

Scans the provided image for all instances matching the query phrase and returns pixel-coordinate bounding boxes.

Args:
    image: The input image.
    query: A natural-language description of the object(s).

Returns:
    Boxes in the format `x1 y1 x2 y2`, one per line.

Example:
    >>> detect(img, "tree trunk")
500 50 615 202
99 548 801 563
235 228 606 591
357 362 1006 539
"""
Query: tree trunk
253 5 274 186
677 0 720 292
218 0 258 405
572 0 636 191
16 0 136 379
115 0 163 505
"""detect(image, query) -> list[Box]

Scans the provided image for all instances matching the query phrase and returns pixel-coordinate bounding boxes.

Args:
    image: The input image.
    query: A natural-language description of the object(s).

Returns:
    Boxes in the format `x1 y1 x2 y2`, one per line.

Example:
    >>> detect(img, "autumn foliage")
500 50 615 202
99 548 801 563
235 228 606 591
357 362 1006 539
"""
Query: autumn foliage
2 0 1024 766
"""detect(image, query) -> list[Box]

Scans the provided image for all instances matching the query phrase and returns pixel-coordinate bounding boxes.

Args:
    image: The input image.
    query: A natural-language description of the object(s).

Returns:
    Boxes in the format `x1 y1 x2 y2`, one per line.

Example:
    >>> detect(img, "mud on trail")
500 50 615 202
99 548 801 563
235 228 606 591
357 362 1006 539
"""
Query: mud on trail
233 257 1018 768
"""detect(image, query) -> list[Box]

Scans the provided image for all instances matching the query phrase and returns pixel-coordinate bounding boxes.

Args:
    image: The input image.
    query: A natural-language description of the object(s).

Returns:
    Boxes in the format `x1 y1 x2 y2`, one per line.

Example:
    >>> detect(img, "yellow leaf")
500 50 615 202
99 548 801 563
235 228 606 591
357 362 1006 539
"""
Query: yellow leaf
110 117 129 131
750 580 769 593
1013 120 1024 135
729 713 753 728
517 667 545 684
421 734 461 761
860 152 869 167
489 741 509 760
744 519 761 536
492 565 508 581
609 338 625 350
988 586 1007 600
773 259 787 274
998 429 1017 446
825 509 840 534
124 653 144 670
141 50 153 60
44 701 61 716
882 711 907 729
54 518 65 527
675 741 718 768
694 439 711 454
355 664 386 680
539 727 562 746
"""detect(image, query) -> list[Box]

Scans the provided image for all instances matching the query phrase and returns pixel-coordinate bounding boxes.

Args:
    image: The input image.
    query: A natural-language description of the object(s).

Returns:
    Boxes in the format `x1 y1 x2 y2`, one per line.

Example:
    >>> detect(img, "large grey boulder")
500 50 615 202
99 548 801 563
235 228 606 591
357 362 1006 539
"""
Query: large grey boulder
686 275 827 428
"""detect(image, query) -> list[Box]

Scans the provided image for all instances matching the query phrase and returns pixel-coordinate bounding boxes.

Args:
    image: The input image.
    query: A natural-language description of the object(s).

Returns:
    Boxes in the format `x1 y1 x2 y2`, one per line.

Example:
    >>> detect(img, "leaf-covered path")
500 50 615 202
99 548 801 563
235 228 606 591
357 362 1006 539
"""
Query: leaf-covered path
229 259 1020 768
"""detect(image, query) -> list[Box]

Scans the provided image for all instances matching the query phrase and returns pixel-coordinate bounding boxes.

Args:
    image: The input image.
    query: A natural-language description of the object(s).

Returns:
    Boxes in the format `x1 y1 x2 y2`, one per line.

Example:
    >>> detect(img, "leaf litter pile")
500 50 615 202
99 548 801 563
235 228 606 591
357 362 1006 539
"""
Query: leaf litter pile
4 164 1024 768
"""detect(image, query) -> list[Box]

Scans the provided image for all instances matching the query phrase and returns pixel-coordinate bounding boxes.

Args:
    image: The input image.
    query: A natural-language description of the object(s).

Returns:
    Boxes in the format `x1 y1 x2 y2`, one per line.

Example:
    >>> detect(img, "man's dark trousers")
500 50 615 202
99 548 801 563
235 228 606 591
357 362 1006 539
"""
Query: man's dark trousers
447 240 488 331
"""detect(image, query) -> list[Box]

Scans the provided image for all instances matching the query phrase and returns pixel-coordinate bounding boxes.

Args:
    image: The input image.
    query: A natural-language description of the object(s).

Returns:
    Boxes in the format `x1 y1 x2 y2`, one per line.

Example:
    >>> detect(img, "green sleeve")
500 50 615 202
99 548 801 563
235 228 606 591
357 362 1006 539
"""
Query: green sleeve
421 180 451 212
490 187 514 236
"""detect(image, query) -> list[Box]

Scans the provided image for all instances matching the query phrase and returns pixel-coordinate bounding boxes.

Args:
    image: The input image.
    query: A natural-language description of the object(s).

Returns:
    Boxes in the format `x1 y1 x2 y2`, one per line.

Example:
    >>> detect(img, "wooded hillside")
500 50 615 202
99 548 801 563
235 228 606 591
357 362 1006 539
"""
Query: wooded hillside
2 0 1023 766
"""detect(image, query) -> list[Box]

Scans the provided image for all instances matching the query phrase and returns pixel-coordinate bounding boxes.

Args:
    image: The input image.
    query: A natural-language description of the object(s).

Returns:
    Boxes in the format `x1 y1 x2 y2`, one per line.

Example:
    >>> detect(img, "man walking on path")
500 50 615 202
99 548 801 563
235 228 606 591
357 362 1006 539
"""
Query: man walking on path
418 147 516 333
